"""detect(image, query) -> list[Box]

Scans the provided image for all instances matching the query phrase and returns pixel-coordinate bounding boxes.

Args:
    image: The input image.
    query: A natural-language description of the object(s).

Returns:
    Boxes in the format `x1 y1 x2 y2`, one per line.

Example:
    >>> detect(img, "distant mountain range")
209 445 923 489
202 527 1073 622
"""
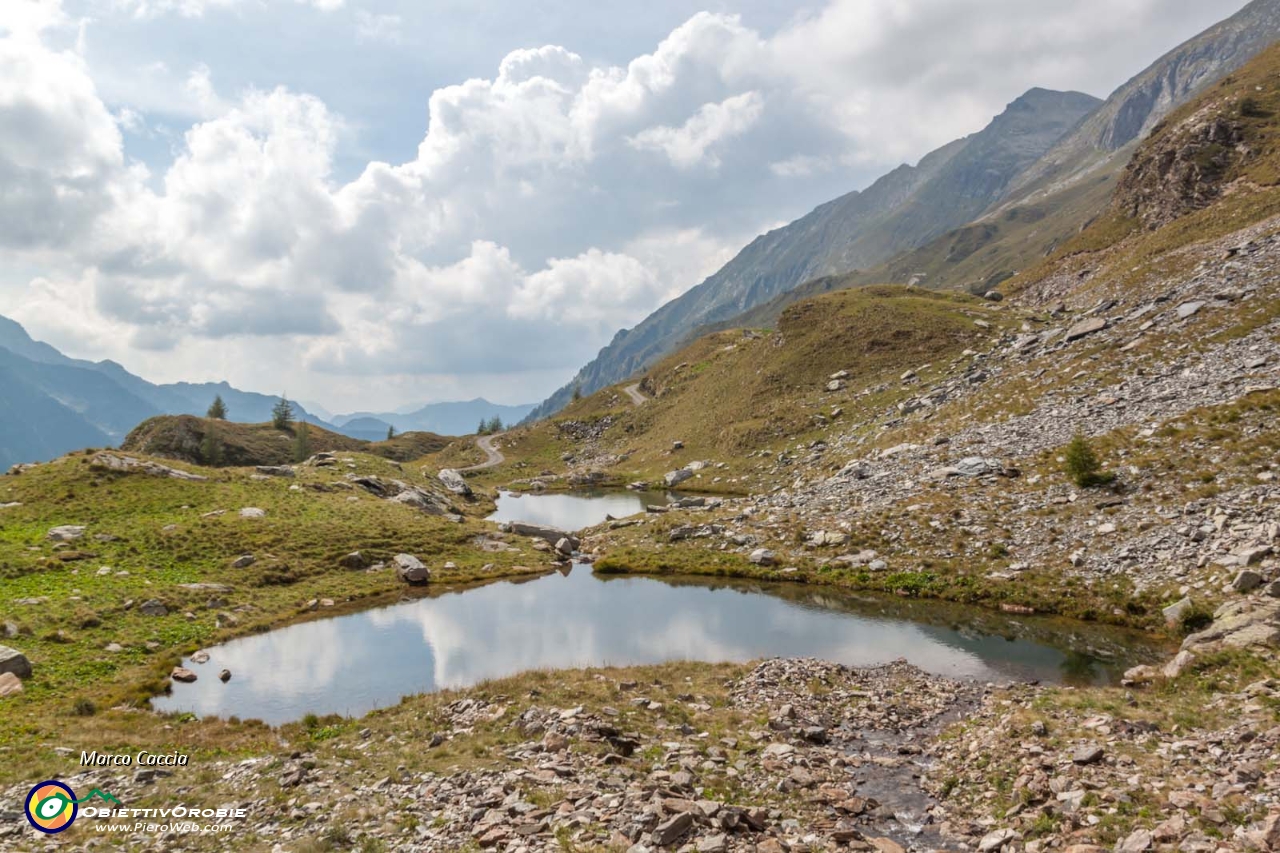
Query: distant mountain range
330 400 536 439
0 316 532 466
527 0 1280 422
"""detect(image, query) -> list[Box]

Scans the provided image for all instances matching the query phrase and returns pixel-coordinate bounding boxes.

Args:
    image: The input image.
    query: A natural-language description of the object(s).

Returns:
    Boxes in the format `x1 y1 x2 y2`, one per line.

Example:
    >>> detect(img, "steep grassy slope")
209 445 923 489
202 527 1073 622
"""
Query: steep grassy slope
121 415 449 467
464 287 1018 494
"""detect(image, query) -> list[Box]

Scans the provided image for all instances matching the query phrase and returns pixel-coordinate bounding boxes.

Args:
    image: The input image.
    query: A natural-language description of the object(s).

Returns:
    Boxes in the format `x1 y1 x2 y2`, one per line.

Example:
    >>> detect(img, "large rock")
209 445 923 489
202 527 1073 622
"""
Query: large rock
664 468 694 488
504 522 579 548
748 549 776 567
1231 570 1264 593
47 525 86 542
0 646 32 679
393 554 430 585
90 453 208 481
437 469 473 497
1064 317 1107 342
1182 598 1280 652
239 507 266 519
171 667 197 683
1162 596 1193 626
254 465 295 478
391 488 454 516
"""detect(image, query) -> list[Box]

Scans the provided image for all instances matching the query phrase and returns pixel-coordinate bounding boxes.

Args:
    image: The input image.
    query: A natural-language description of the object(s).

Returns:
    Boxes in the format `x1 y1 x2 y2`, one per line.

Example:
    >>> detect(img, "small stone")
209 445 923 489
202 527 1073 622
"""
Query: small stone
170 667 197 683
218 669 231 682
339 551 370 570
979 828 1018 852
47 525 87 541
0 672 23 697
239 507 266 519
1072 744 1104 765
1117 828 1152 852
748 549 776 566
230 554 256 569
139 599 168 617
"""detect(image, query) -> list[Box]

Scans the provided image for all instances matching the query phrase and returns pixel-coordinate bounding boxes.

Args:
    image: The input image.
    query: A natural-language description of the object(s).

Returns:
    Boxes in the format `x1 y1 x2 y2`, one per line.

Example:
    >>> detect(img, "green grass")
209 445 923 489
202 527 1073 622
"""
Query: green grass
0 448 558 781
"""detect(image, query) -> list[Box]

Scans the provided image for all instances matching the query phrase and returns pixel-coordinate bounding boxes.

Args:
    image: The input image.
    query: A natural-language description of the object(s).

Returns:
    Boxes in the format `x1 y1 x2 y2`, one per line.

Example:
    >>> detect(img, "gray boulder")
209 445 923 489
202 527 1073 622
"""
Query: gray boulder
1065 317 1107 342
748 548 776 567
255 465 295 478
1232 570 1264 593
437 469 473 497
393 554 430 585
664 468 694 488
1162 596 1193 626
339 551 370 570
47 525 86 542
0 646 32 679
139 599 168 617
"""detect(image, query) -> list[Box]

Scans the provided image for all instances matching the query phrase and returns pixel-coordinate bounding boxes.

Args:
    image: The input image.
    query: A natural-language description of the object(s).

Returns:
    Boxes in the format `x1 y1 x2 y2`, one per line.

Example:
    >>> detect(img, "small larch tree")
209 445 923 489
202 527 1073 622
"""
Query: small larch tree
293 421 312 462
386 425 396 441
1063 433 1112 487
272 395 295 430
206 395 227 420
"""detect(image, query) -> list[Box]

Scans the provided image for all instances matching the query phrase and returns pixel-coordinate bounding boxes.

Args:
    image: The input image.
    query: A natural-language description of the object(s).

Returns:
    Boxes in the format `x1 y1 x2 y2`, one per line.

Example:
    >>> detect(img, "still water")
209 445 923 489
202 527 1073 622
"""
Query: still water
154 567 1164 724
485 487 675 529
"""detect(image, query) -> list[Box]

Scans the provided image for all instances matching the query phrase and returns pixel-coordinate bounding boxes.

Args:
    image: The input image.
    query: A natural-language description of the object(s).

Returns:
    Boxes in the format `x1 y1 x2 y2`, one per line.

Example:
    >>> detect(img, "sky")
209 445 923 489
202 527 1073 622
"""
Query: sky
0 0 1250 412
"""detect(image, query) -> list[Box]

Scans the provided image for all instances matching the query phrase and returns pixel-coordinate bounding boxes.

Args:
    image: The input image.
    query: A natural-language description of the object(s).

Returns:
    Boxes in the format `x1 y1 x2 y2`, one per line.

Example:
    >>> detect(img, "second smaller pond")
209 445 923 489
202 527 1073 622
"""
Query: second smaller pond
486 488 676 531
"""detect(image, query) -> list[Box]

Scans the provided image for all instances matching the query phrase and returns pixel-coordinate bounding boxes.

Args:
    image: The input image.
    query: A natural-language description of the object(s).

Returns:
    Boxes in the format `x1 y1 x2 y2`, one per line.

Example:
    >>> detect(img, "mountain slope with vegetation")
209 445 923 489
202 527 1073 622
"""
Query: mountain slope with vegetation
526 89 1101 421
529 1 1280 423
121 415 450 467
3 19 1280 853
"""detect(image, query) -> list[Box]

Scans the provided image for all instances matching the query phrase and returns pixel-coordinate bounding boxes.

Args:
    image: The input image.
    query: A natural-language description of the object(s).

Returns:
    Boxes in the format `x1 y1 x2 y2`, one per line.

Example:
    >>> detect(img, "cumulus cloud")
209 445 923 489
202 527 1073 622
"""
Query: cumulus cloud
0 0 1247 409
628 91 764 169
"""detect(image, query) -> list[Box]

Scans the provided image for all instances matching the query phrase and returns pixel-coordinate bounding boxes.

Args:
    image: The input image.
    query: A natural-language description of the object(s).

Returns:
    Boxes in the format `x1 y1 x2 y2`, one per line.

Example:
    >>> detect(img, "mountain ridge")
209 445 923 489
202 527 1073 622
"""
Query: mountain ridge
526 87 1102 422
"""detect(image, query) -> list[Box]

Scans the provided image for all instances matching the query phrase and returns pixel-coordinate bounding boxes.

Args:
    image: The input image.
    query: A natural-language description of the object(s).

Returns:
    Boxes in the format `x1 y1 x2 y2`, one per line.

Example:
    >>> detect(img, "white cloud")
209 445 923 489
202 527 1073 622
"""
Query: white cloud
0 0 1252 410
629 91 764 169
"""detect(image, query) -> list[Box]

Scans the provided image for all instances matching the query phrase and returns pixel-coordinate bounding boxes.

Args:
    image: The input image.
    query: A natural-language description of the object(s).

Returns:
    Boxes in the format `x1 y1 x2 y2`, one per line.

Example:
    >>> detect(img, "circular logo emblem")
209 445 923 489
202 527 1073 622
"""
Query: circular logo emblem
25 780 78 834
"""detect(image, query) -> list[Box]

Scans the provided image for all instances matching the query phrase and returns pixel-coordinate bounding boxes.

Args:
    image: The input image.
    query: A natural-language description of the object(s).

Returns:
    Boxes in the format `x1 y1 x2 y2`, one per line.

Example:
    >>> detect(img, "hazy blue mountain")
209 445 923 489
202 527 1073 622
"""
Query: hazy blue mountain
0 316 339 464
0 364 112 469
337 416 397 442
334 398 536 437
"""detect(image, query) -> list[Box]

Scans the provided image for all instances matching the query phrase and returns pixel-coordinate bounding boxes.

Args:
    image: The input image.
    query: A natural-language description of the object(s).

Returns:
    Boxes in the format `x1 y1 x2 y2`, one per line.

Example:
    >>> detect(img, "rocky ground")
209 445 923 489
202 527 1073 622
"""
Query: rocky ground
2 634 1277 852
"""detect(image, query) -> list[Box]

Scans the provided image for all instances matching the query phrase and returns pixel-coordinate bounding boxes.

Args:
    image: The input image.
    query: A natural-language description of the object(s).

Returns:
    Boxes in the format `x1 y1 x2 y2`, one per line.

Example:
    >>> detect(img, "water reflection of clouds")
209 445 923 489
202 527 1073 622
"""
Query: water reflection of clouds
486 491 658 528
155 566 1111 725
